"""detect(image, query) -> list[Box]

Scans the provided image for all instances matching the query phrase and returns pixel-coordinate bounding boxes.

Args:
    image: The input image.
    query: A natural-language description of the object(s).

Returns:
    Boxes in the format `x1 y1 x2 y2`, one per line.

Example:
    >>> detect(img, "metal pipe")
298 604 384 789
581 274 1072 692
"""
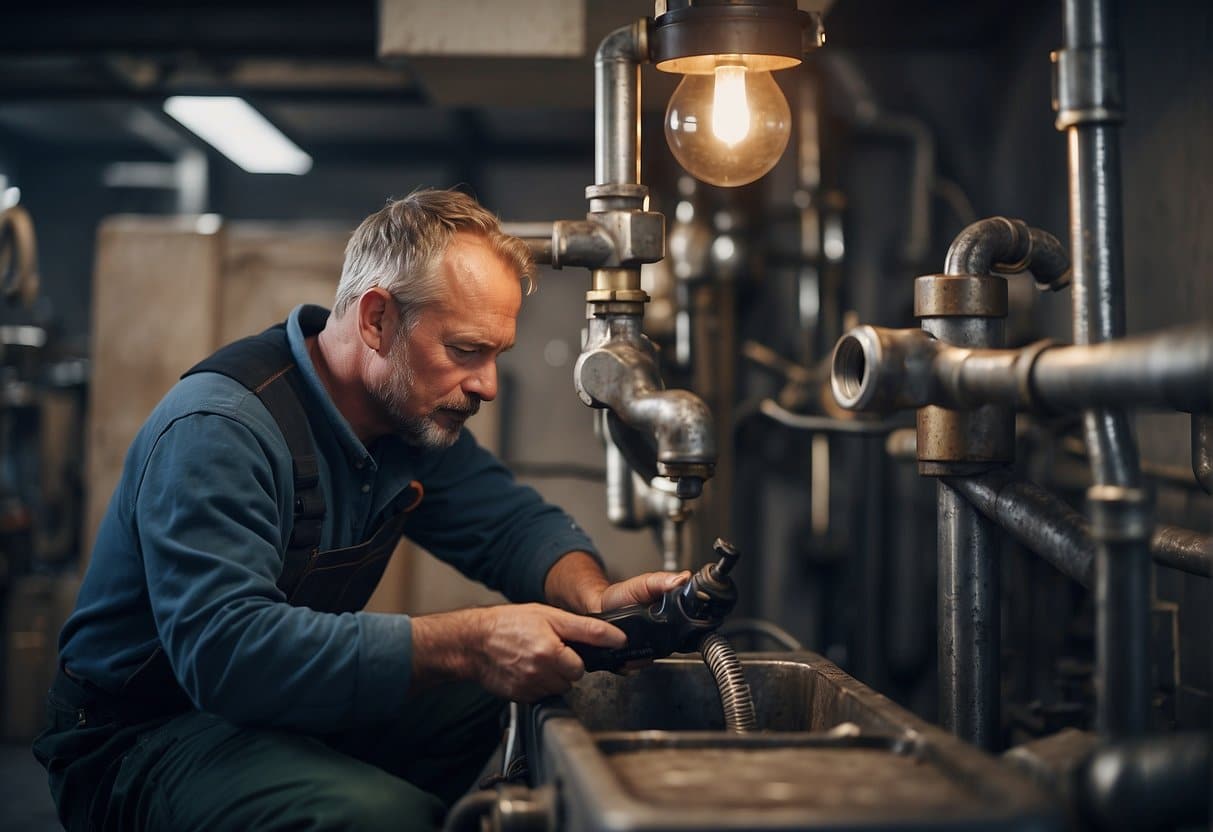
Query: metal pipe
945 471 1094 586
594 21 645 188
1089 484 1152 739
604 433 641 529
938 482 1000 750
1193 413 1213 494
1060 7 1140 488
576 315 716 495
1057 0 1148 740
500 221 554 266
948 470 1213 583
944 216 1070 290
831 324 1213 414
1077 734 1210 831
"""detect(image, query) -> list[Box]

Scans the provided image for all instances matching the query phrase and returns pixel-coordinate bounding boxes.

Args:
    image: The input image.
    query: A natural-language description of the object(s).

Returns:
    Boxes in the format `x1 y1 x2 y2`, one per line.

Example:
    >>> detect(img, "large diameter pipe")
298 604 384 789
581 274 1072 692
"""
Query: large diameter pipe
830 325 1213 414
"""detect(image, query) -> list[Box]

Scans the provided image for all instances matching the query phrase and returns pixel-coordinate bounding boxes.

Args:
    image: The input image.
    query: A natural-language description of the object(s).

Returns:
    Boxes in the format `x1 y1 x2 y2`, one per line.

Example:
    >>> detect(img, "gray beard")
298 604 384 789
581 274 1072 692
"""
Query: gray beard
373 337 471 450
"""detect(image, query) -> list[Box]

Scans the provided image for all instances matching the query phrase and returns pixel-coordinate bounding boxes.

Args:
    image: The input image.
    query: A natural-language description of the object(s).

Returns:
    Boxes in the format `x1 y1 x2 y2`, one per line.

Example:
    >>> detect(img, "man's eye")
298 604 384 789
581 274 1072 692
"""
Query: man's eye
448 345 477 357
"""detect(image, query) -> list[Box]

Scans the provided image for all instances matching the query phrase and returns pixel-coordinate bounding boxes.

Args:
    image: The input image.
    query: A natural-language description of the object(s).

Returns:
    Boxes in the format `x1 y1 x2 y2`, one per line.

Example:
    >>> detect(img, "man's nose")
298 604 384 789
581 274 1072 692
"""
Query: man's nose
464 361 498 402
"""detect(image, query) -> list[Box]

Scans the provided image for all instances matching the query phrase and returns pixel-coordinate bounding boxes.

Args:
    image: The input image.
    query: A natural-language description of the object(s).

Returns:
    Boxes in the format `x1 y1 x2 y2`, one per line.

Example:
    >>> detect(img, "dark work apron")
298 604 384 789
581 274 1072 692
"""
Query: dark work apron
35 309 424 830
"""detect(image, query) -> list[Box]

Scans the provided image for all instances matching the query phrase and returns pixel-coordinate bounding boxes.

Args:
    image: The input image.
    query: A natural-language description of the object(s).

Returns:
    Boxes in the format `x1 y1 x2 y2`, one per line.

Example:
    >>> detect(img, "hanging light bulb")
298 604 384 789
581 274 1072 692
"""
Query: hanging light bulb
651 0 823 188
664 62 791 187
711 65 751 147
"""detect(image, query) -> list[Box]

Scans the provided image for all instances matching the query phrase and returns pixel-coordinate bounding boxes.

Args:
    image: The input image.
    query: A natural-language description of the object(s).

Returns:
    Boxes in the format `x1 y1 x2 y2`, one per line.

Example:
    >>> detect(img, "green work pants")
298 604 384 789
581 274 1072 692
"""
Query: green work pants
34 677 505 832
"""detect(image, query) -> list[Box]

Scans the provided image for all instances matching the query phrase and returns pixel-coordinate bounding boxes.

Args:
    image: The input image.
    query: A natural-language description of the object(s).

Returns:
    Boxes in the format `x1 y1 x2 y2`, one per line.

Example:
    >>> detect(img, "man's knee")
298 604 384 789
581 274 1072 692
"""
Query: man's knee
313 774 446 832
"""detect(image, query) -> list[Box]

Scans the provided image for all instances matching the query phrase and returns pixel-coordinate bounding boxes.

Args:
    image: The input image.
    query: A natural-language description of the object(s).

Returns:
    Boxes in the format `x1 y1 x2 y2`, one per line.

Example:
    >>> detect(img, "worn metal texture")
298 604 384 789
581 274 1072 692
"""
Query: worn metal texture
917 316 1013 472
941 217 1070 289
533 654 1062 831
575 313 716 487
831 324 1213 415
914 273 1008 318
937 482 1001 750
594 20 646 189
945 470 1213 583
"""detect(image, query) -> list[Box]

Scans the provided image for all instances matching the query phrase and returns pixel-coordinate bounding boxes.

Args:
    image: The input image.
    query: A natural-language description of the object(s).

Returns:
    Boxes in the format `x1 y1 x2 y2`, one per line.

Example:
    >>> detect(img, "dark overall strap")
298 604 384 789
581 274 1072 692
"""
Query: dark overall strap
181 313 326 599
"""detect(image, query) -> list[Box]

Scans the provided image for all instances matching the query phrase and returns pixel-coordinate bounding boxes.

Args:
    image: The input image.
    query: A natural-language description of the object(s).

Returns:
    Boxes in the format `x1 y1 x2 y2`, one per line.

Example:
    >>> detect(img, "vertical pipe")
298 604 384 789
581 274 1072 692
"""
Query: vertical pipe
1058 0 1149 738
1088 486 1152 738
938 482 1001 749
923 312 1005 751
594 23 643 188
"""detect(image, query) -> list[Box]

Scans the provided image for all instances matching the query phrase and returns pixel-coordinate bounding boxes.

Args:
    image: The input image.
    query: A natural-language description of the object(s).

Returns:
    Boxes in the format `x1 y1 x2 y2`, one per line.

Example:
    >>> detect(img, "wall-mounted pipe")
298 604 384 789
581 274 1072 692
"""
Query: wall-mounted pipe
831 325 1213 415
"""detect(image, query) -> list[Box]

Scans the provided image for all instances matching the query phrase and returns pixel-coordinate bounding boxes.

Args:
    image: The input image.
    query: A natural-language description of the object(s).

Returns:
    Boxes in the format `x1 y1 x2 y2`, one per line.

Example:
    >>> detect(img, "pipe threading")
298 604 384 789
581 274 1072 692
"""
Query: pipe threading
700 633 756 733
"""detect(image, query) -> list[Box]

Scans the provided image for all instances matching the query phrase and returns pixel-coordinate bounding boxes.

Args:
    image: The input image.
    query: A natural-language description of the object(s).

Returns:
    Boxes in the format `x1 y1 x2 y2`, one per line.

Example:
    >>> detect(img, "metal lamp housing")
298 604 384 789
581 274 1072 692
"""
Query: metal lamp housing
653 0 822 187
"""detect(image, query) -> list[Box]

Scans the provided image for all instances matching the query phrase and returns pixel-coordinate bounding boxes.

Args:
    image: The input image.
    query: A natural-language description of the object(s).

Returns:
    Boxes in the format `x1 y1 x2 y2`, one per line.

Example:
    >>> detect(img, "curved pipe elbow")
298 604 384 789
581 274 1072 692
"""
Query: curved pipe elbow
594 19 647 66
624 389 717 471
945 216 1070 289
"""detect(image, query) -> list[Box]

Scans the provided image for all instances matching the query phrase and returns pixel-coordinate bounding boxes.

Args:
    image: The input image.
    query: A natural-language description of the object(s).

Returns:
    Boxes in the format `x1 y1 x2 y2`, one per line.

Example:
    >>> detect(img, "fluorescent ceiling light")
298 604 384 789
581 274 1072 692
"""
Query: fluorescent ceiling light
163 96 312 175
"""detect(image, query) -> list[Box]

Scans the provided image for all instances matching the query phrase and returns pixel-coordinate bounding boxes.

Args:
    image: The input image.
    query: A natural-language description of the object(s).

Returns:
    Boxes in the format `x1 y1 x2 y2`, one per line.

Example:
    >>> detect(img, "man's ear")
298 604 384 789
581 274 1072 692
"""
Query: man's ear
356 288 399 354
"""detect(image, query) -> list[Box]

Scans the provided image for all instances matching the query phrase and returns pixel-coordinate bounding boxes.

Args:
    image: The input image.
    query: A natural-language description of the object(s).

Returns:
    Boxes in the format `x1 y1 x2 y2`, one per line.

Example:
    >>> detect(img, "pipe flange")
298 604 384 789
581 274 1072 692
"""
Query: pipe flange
586 288 650 304
1087 485 1152 543
914 274 1009 319
586 300 648 317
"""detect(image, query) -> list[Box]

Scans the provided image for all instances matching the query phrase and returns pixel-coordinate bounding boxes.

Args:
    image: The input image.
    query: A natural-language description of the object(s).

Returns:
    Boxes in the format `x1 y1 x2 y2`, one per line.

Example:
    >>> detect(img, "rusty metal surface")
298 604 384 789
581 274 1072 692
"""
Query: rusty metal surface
605 746 979 812
532 654 1063 831
916 405 1014 472
914 274 1008 318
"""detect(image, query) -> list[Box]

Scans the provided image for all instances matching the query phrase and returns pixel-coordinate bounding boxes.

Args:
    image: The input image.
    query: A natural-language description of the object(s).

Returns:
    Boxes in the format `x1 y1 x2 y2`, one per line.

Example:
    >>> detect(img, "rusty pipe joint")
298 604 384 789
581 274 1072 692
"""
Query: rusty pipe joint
575 314 716 496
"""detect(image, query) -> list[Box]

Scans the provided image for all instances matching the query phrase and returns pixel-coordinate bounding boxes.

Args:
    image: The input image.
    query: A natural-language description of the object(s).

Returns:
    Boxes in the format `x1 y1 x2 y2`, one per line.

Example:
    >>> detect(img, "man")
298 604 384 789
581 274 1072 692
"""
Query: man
35 189 688 831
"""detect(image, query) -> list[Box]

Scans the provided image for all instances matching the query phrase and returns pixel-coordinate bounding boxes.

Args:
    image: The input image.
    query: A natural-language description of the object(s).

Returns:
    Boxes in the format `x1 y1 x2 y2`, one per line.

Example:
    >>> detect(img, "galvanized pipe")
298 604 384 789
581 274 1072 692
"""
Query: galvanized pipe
594 21 645 189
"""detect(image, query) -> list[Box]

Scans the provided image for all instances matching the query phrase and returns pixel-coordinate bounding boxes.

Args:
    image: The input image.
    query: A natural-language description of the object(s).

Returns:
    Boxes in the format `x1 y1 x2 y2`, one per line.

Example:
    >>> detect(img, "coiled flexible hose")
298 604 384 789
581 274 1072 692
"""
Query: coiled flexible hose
700 632 756 733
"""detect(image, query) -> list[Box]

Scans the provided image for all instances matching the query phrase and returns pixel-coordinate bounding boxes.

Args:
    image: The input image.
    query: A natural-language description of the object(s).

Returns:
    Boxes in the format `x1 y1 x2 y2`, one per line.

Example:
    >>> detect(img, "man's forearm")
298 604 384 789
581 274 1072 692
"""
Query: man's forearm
543 551 610 614
410 608 483 689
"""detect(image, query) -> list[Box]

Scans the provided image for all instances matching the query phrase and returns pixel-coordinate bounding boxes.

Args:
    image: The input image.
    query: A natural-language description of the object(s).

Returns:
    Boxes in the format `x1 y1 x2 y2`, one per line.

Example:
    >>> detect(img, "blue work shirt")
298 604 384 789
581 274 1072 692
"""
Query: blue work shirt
60 304 599 732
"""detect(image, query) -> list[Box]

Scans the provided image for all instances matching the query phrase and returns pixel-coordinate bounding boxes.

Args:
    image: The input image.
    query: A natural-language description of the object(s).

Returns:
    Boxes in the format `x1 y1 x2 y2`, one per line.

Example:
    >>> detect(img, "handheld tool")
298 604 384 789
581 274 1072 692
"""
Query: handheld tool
571 538 741 672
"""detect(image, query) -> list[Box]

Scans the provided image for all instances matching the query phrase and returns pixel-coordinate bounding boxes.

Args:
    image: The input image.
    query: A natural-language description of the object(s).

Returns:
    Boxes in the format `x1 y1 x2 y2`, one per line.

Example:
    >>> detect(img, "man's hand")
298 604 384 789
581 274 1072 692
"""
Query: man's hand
411 604 626 702
594 571 691 613
543 550 690 613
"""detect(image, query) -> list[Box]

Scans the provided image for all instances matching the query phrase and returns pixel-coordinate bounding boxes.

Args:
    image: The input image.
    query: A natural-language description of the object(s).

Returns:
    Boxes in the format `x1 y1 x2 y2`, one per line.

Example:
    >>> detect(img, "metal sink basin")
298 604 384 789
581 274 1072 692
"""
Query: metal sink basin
526 651 1061 831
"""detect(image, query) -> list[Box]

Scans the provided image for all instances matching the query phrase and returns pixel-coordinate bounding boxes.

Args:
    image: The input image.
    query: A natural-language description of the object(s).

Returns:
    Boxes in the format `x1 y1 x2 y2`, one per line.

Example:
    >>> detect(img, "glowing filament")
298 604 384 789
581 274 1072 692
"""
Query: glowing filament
711 65 750 147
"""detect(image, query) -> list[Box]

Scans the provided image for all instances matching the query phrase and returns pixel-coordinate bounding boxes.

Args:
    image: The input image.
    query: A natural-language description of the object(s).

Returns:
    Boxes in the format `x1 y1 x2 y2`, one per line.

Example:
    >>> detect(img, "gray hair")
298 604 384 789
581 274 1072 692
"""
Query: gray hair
333 188 535 324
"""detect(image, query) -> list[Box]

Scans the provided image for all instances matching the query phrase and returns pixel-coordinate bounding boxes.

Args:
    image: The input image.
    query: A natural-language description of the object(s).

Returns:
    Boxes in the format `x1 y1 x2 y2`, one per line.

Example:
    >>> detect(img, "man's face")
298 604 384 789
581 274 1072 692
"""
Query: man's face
373 232 522 448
